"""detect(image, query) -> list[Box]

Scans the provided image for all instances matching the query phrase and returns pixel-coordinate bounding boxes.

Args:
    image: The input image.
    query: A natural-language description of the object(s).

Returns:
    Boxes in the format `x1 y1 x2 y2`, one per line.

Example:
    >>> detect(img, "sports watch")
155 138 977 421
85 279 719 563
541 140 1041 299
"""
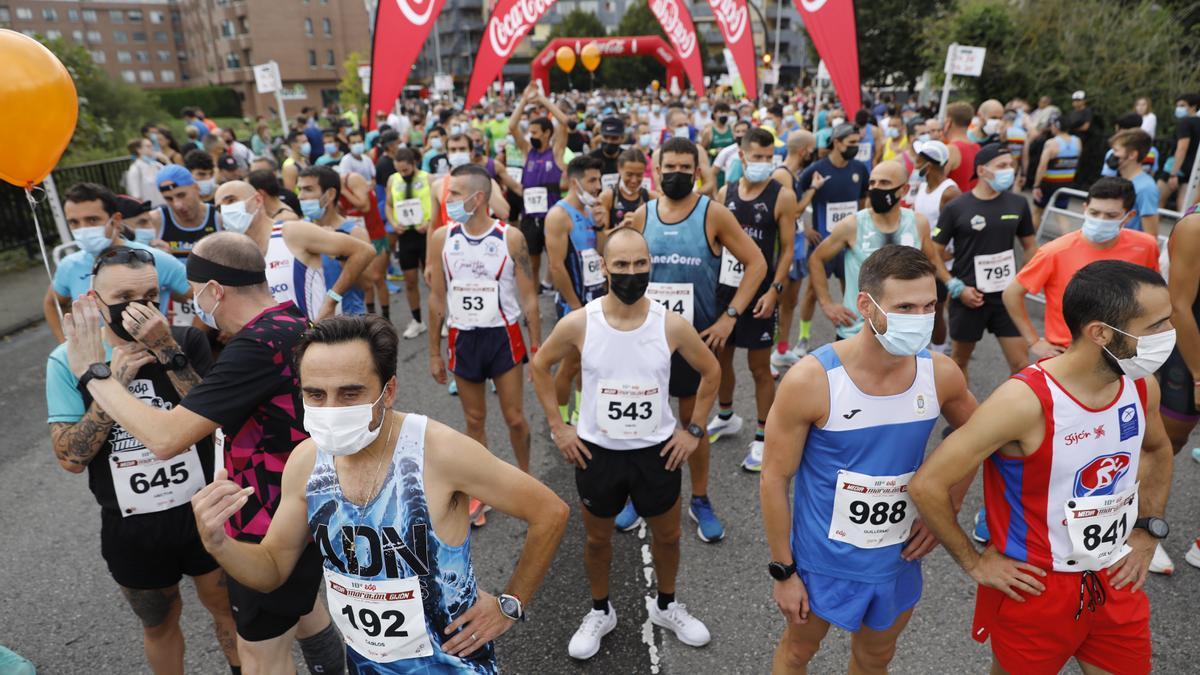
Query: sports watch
772 282 784 294
1133 517 1169 539
725 306 740 319
686 423 705 439
497 593 525 621
768 561 797 581
76 363 112 393
163 350 189 372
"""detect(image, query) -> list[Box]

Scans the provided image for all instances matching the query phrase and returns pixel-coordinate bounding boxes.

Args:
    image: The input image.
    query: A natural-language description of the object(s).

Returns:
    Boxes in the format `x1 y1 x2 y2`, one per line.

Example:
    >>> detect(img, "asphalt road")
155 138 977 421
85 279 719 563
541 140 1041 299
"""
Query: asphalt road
3 293 1199 674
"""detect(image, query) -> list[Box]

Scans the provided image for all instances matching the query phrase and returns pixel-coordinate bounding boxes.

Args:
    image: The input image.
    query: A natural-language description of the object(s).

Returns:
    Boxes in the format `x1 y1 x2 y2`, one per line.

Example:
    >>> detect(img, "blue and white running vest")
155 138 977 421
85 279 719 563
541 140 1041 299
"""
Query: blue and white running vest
554 200 607 316
643 196 721 331
265 222 327 322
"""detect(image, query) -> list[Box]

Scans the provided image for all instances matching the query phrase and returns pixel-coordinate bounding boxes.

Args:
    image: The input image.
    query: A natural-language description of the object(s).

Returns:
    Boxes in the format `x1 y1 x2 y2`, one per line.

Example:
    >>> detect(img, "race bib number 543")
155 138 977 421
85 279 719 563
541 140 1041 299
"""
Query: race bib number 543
828 469 916 549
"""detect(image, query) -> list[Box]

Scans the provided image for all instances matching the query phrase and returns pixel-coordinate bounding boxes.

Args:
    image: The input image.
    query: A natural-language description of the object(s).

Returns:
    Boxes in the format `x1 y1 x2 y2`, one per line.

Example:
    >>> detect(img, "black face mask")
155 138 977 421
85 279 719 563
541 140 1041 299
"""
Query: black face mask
530 136 544 151
841 145 859 162
868 186 901 214
603 142 621 156
1105 153 1122 170
660 172 694 200
716 115 729 125
98 298 149 343
608 271 650 304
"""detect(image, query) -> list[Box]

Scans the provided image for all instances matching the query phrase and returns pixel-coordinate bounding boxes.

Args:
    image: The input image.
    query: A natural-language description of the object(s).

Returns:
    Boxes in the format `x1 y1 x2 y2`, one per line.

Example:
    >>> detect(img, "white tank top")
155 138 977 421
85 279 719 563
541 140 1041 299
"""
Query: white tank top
577 298 676 450
441 220 522 329
265 222 327 321
914 178 955 232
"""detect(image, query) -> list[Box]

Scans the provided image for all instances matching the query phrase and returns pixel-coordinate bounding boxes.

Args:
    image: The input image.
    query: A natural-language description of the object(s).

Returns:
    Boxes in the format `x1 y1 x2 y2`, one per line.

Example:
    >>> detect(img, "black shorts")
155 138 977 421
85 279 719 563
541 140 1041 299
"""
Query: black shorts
576 439 680 519
100 505 219 590
936 278 948 304
669 350 701 399
808 239 844 280
448 324 527 383
1157 345 1199 422
730 306 777 349
227 543 323 641
396 228 426 271
518 215 546 256
948 295 1020 343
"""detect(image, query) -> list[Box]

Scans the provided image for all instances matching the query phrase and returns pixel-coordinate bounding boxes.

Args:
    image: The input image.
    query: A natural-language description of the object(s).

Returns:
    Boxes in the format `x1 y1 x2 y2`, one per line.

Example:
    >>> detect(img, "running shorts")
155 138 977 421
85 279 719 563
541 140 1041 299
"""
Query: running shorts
518 215 546 256
396 228 426 271
798 562 922 633
1157 345 1199 422
448 323 527 383
576 439 679 519
100 505 219 590
948 295 1020 343
226 543 323 641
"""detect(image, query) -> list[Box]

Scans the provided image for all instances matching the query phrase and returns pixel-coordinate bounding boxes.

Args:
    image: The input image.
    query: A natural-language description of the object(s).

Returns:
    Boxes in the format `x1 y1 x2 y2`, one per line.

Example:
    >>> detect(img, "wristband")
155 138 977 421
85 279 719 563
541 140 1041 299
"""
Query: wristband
326 289 343 303
946 277 966 299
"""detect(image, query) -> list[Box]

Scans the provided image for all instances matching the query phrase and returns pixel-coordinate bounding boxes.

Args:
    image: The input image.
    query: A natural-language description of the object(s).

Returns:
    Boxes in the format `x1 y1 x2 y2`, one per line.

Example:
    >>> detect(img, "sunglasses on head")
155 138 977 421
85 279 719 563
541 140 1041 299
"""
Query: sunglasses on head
91 247 155 275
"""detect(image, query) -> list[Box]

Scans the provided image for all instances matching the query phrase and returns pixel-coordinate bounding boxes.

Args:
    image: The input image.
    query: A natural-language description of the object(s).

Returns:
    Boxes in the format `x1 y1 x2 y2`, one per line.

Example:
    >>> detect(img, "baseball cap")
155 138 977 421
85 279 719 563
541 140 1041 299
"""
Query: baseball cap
156 164 195 190
600 116 625 137
831 123 857 141
114 194 153 219
974 142 1010 168
217 155 238 172
1072 90 1086 101
914 140 949 166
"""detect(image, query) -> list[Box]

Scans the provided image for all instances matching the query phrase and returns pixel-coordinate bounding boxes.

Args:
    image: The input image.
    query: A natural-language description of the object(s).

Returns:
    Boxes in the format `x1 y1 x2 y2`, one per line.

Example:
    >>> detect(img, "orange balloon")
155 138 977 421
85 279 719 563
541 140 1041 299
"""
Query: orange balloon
581 42 601 73
555 46 576 74
0 30 78 187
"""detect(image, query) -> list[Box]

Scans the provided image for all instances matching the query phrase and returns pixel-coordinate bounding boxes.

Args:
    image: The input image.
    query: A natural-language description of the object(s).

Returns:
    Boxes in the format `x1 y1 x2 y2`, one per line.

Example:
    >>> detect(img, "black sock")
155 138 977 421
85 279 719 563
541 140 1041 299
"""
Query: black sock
381 304 390 319
299 623 345 675
230 667 241 675
412 308 422 322
656 592 674 610
593 596 609 613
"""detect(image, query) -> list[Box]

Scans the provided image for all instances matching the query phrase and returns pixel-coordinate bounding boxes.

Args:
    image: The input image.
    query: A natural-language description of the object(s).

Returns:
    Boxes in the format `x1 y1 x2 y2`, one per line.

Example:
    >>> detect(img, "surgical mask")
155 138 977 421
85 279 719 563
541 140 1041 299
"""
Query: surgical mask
350 142 365 155
430 137 444 150
660 171 694 200
74 224 111 256
830 117 845 128
639 133 652 148
885 127 900 139
450 123 464 135
300 197 326 221
193 283 220 330
446 192 479 223
868 187 900 214
575 180 598 207
744 161 774 183
1102 325 1176 380
197 179 215 198
673 126 690 138
1176 105 1188 119
220 198 258 234
608 272 650 304
303 387 388 457
916 133 931 143
1105 153 1123 170
841 145 859 162
300 141 312 156
1081 214 1123 243
324 142 338 155
867 295 934 357
986 168 1015 192
448 151 470 168
983 118 1002 136
133 228 155 245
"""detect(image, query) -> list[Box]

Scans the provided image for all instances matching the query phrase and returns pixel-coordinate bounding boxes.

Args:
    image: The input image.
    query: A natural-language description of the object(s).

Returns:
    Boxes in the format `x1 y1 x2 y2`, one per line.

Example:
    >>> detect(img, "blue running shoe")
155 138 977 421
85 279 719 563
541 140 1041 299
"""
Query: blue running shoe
972 508 990 544
688 496 725 542
448 380 458 396
614 499 643 532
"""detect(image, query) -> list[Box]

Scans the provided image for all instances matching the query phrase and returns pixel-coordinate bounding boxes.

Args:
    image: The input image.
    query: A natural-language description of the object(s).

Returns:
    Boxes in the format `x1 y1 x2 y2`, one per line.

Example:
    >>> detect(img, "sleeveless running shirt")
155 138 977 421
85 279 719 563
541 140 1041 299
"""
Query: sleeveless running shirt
948 140 980 192
577 299 676 450
441 220 522 329
719 179 781 305
838 208 921 338
306 414 496 673
644 196 721 332
265 222 328 322
914 178 956 232
158 203 220 259
1043 134 1081 187
554 200 607 314
320 222 365 315
986 365 1147 572
610 186 649 230
521 147 562 219
792 345 939 583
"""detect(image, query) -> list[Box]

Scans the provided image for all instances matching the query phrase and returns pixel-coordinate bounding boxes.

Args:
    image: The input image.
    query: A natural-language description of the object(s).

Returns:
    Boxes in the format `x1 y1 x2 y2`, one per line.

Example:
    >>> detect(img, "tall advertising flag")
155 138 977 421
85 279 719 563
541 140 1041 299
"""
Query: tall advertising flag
369 0 449 127
648 0 705 96
465 0 560 107
792 0 860 118
704 0 755 97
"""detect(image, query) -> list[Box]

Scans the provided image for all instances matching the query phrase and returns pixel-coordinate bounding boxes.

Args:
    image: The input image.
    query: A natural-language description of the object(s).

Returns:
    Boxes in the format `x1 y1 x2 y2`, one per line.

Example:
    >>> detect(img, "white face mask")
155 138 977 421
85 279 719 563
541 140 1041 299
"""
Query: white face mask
303 386 389 457
219 198 258 234
867 294 935 356
575 179 598 207
1103 325 1176 380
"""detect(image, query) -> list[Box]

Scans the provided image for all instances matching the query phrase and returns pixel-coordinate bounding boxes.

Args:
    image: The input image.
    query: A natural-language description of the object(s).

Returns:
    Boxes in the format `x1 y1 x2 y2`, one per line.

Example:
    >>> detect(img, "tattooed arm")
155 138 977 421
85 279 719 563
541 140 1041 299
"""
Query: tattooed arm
49 404 115 473
121 303 203 396
508 227 541 350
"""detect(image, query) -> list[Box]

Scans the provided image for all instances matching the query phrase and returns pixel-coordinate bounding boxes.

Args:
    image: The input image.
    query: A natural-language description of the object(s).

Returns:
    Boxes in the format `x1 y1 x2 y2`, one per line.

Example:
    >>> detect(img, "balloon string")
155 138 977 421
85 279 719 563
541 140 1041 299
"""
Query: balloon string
26 186 63 323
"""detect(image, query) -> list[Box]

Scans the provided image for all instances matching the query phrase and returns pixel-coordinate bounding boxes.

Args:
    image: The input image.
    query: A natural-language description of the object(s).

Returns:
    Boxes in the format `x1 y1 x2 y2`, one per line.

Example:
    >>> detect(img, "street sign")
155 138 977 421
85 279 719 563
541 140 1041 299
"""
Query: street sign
434 75 453 93
357 64 371 95
252 61 281 94
947 44 986 77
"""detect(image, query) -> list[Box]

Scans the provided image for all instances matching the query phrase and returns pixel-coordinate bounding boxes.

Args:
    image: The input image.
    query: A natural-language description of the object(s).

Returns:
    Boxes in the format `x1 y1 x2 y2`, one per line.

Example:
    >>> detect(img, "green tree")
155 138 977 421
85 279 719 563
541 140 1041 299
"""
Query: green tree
855 0 953 89
338 51 368 114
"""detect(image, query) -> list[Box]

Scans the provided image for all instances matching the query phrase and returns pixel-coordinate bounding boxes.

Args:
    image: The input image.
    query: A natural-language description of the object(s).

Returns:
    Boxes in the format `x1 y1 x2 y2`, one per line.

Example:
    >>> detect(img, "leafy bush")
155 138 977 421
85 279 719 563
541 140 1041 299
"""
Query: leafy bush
151 85 243 119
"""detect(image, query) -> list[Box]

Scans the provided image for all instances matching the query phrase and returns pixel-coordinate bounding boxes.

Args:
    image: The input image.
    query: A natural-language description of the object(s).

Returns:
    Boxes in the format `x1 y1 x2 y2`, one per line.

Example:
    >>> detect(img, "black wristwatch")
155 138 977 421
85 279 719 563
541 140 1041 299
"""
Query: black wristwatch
768 560 797 581
685 422 705 439
162 350 189 371
772 282 784 294
76 363 112 393
725 306 740 319
1134 517 1169 539
497 593 525 621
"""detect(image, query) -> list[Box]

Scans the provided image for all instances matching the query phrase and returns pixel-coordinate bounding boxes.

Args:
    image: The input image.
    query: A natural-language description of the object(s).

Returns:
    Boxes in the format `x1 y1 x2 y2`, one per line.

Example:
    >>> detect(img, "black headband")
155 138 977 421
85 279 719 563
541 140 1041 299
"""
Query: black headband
186 252 266 286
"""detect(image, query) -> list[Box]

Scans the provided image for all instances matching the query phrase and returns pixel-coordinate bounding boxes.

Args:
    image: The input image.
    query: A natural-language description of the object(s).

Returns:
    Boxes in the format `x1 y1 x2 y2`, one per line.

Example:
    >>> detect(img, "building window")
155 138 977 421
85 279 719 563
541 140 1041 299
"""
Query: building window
326 49 334 67
20 29 35 36
132 31 146 42
127 10 142 22
68 9 79 22
73 30 84 44
173 31 183 44
139 70 154 83
42 8 56 21
82 9 97 23
86 31 102 43
154 31 167 43
121 70 136 83
177 50 187 61
221 20 234 37
90 50 106 64
308 49 316 67
136 50 149 63
114 31 127 43
117 50 132 63
226 53 240 69
0 8 11 22
46 29 61 40
150 11 164 24
323 18 331 36
304 18 313 36
161 70 175 83
109 10 123 23
15 7 32 20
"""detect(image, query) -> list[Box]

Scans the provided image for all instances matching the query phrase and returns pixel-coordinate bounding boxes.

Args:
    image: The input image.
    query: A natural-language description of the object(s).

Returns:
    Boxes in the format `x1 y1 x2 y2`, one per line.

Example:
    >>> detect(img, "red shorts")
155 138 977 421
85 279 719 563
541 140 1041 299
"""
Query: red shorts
972 568 1150 675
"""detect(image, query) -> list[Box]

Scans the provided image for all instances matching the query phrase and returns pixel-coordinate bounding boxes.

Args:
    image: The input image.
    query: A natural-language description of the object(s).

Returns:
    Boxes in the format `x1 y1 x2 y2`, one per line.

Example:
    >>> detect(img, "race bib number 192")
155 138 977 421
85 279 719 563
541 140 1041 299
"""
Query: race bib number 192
325 570 432 664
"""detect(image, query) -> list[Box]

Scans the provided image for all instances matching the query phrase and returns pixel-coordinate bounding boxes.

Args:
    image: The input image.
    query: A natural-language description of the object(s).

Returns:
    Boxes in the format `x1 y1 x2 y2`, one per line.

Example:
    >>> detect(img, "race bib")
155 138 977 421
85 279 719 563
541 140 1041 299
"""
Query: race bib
110 447 205 517
855 143 872 162
1064 482 1138 570
325 569 433 664
646 282 693 324
506 166 523 184
828 469 916 549
170 298 195 328
395 198 423 227
825 201 858 230
595 380 662 439
523 187 548 215
601 173 620 191
580 248 604 288
973 249 1016 294
719 247 744 286
448 279 500 327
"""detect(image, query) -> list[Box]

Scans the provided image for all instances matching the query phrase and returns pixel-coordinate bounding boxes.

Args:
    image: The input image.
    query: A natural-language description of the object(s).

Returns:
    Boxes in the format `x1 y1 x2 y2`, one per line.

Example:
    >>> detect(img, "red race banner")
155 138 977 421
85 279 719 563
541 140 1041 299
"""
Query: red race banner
792 0 860 118
369 0 449 126
465 0 559 107
648 0 705 96
704 0 755 97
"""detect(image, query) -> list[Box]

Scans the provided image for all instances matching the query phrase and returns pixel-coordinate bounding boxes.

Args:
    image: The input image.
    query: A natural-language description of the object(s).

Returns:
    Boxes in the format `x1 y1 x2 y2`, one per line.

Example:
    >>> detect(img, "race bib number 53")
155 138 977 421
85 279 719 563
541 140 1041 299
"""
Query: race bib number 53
828 469 916 549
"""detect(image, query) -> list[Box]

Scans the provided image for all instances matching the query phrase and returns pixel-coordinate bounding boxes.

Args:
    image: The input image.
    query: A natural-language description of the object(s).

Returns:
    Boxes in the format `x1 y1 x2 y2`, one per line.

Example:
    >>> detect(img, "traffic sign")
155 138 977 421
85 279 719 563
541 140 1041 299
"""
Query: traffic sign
253 61 282 94
946 44 986 77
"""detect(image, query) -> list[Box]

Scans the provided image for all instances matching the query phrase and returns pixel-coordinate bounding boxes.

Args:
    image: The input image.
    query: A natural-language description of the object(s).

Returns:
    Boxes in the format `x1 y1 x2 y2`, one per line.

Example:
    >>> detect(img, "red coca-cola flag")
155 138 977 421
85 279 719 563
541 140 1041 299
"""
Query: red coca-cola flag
792 0 860 118
465 0 560 108
369 0 450 127
648 0 705 96
704 0 755 97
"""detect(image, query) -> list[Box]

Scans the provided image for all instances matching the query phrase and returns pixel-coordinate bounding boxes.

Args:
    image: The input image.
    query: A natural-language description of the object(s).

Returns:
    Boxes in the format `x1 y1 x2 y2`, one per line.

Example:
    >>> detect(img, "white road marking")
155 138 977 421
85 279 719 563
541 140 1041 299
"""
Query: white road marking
637 519 662 673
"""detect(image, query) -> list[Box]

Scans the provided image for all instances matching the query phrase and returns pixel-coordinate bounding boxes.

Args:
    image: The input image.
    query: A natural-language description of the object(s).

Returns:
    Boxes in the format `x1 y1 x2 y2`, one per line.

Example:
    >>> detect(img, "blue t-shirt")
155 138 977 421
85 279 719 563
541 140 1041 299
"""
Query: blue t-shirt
1126 171 1159 232
1100 148 1160 178
314 153 341 167
189 120 209 140
797 157 870 236
815 127 833 150
51 240 189 310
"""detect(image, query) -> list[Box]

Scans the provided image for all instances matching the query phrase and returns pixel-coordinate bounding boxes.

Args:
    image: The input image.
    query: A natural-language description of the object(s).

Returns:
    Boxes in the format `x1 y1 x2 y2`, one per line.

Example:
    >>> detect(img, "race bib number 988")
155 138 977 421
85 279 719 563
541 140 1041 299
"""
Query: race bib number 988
828 469 916 549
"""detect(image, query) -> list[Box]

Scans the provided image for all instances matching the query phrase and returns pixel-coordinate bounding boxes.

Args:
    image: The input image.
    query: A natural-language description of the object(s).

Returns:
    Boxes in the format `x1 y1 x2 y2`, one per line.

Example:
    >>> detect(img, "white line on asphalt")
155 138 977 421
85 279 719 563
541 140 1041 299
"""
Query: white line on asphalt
637 519 661 673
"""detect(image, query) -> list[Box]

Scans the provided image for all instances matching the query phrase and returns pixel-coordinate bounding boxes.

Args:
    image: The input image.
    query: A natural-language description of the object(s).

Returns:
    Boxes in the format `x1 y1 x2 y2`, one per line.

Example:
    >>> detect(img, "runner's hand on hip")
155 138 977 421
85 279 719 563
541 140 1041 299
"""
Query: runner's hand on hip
968 546 1046 602
1108 529 1155 592
442 590 515 657
661 427 699 471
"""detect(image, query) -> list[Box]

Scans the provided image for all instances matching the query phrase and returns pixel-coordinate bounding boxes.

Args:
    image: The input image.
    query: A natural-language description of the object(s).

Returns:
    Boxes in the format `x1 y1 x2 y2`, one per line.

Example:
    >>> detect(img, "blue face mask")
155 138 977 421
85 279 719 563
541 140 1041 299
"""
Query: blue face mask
350 142 365 155
74 224 111 256
133 228 155 245
301 141 312 156
867 294 934 356
639 133 652 148
885 127 900 139
324 142 338 155
445 192 479 223
192 283 220 331
744 161 774 183
1081 214 1123 243
986 168 1015 192
1176 105 1189 119
300 198 325 221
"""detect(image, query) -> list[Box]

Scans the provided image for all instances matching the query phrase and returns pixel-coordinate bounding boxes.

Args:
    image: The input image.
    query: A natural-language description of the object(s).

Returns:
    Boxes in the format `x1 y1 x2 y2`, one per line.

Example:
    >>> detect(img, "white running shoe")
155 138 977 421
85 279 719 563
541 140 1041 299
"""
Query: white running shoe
706 413 743 441
567 603 617 660
401 320 427 339
1149 542 1175 575
793 337 810 358
646 597 710 647
741 440 764 472
770 348 802 370
1186 540 1200 570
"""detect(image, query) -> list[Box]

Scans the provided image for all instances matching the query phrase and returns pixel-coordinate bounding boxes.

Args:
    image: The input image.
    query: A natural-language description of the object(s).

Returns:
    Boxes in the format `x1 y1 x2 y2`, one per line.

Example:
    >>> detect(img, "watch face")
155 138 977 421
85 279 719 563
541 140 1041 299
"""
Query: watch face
1150 519 1169 538
499 596 519 617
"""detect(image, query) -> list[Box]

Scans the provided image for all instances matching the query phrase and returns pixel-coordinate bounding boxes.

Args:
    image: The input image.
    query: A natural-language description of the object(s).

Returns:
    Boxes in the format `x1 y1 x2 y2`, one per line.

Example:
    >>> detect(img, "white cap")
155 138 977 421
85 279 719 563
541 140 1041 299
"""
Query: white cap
1072 90 1086 100
914 140 950 166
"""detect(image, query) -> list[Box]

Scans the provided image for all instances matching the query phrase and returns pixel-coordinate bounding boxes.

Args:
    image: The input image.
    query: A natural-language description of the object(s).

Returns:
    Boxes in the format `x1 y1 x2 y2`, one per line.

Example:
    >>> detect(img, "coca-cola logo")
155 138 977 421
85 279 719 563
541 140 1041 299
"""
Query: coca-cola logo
593 40 629 56
709 0 746 43
649 0 696 59
655 46 675 63
488 0 555 58
395 0 436 25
